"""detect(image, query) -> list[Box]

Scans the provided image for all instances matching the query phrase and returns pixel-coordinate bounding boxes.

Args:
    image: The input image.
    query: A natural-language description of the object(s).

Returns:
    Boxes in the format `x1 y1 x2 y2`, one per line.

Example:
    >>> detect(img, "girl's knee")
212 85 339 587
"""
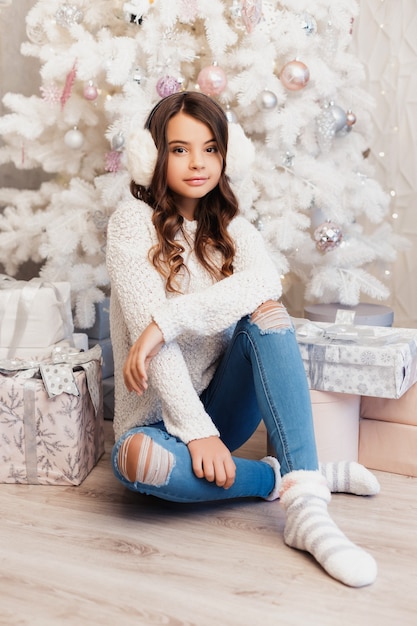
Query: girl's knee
250 300 292 332
118 433 174 486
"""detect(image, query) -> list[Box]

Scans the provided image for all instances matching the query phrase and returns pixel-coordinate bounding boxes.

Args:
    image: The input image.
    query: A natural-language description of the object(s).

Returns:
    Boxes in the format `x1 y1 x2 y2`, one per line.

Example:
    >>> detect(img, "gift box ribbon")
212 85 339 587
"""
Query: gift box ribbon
0 343 102 410
0 275 74 359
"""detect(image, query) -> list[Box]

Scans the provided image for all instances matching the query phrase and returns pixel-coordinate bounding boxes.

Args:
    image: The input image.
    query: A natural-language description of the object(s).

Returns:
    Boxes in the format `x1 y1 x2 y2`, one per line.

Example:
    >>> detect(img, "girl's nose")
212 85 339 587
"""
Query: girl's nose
190 152 204 169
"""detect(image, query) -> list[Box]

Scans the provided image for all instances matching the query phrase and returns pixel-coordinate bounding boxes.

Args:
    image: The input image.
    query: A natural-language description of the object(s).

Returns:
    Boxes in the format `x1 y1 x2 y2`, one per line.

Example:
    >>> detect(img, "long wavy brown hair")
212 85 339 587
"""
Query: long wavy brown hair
130 91 239 292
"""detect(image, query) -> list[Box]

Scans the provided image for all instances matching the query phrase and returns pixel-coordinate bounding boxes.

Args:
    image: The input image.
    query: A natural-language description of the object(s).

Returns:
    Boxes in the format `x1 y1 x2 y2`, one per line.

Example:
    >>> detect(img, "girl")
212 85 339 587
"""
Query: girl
106 91 379 588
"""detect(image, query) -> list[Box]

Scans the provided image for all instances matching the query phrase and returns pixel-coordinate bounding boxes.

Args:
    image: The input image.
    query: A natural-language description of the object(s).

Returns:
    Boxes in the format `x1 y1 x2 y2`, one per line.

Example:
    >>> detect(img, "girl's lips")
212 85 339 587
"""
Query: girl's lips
184 178 208 186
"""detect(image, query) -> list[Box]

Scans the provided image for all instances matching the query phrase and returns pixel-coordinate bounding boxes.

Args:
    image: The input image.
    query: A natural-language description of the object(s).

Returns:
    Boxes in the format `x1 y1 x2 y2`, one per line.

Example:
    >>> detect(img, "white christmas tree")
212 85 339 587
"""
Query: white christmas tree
0 0 405 328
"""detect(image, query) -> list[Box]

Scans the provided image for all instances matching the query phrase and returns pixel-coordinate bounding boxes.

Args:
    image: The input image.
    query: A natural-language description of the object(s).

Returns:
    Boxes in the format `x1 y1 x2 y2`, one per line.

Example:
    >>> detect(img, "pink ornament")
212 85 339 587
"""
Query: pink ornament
241 0 262 33
346 110 357 126
197 65 227 96
156 76 181 98
83 81 98 101
314 222 343 253
60 61 77 110
279 60 310 91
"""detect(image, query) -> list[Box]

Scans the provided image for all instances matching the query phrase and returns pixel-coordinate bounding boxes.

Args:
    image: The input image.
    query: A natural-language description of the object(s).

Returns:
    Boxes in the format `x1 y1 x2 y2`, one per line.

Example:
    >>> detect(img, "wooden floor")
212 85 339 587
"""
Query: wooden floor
1 420 417 626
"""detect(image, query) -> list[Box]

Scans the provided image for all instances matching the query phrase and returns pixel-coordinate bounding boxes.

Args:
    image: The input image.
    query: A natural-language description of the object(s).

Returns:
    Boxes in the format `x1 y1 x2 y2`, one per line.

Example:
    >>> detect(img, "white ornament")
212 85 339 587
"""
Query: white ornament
256 90 278 110
64 128 84 149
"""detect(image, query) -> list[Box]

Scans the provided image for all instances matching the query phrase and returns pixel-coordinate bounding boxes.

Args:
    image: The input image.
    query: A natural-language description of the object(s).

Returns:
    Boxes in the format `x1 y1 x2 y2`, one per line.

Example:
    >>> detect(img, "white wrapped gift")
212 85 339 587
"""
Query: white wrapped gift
294 318 417 399
0 276 74 358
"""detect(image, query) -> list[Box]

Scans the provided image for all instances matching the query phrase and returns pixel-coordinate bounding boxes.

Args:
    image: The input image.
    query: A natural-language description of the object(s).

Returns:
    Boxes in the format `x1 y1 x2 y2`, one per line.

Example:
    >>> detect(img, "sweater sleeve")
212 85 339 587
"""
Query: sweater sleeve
152 216 282 343
106 199 220 442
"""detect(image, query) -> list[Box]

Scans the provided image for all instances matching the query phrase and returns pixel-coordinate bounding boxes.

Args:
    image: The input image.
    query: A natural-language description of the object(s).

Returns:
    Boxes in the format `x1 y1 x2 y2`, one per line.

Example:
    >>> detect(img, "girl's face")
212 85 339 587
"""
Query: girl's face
165 111 223 220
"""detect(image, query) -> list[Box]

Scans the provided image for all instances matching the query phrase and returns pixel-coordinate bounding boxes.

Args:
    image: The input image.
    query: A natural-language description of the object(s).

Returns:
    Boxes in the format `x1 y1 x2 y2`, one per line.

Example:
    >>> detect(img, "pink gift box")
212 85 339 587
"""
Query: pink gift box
359 419 417 477
0 347 104 485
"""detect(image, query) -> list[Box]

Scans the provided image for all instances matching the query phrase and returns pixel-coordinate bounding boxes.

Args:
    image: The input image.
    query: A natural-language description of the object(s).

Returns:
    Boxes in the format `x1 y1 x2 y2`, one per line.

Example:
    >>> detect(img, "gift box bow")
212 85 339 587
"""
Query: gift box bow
0 343 102 414
292 318 407 347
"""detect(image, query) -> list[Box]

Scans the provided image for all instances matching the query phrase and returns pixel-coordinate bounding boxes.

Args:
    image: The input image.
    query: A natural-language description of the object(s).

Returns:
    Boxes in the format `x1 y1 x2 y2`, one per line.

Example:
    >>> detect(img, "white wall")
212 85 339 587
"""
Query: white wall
353 0 417 327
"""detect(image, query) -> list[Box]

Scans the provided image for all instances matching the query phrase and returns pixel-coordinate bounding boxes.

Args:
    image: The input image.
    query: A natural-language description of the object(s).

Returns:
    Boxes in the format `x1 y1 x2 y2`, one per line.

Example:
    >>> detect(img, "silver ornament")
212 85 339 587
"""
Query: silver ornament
55 4 84 28
256 90 278 110
111 132 125 151
330 104 347 132
314 222 343 253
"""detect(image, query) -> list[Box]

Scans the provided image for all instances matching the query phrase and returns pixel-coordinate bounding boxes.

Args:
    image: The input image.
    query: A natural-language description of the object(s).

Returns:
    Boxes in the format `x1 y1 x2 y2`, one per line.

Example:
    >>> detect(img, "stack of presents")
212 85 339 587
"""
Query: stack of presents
297 304 417 477
0 276 105 485
1 275 417 486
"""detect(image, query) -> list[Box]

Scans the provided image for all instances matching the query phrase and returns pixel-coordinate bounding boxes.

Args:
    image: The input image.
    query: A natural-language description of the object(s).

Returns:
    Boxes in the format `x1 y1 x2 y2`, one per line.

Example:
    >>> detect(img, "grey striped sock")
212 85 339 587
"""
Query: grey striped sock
320 461 380 496
280 470 377 587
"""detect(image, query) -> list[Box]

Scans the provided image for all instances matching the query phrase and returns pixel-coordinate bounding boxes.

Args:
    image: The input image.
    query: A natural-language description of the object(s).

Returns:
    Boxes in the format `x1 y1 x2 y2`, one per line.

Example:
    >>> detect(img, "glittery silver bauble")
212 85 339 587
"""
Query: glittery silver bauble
111 132 125 151
256 90 278 110
314 222 343 253
330 104 347 132
280 60 310 91
55 4 84 28
300 12 317 36
64 128 84 149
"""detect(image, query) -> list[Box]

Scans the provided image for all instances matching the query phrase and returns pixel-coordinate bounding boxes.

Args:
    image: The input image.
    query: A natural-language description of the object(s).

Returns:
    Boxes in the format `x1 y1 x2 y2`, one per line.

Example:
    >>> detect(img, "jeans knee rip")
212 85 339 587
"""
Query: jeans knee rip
118 434 175 487
250 302 293 335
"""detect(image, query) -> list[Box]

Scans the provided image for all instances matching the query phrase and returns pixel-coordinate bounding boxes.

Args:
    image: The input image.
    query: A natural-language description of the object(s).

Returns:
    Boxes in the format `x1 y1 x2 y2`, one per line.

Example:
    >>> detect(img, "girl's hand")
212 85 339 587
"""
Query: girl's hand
124 321 165 395
187 436 236 489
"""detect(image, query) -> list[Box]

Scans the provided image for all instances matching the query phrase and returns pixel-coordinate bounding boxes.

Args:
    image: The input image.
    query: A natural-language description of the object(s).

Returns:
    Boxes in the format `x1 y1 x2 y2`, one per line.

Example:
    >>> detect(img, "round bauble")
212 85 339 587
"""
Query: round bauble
346 110 357 126
330 104 347 132
156 75 181 98
197 65 227 96
83 82 98 101
279 60 310 91
55 4 84 27
256 90 278 110
64 128 84 149
314 222 343 253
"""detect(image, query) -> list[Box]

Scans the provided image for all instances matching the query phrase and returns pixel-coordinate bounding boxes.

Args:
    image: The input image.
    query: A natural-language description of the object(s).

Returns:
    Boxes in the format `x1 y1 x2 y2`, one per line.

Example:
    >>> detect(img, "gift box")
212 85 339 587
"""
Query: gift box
76 297 110 340
89 337 113 379
359 419 417 477
358 381 417 476
360 382 417 426
0 344 104 485
103 375 115 421
294 319 417 399
0 276 74 359
0 333 88 361
311 390 359 462
267 390 360 463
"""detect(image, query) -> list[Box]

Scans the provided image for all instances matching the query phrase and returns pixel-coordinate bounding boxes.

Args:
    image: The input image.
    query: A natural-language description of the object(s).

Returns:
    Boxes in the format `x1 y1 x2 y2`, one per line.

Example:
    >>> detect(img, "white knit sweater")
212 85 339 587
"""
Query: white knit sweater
106 198 282 443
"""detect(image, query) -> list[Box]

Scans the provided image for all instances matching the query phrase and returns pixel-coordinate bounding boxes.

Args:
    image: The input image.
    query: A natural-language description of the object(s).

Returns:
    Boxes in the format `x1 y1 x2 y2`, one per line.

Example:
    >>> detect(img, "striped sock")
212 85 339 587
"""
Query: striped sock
320 461 380 496
279 470 377 587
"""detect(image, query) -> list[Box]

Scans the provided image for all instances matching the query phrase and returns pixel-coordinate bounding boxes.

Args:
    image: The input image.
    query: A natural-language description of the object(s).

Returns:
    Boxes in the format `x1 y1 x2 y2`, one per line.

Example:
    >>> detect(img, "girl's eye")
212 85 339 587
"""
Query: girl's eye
206 145 218 153
173 146 186 154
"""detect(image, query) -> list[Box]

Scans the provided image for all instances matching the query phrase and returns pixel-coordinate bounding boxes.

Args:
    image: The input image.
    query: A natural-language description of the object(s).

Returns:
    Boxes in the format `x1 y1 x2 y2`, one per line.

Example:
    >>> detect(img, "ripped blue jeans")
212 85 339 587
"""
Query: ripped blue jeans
112 302 318 502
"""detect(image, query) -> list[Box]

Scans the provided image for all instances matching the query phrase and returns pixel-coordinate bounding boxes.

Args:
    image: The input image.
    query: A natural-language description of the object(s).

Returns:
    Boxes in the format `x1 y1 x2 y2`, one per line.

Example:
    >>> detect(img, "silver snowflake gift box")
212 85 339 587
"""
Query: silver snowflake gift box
294 319 417 399
0 344 104 485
